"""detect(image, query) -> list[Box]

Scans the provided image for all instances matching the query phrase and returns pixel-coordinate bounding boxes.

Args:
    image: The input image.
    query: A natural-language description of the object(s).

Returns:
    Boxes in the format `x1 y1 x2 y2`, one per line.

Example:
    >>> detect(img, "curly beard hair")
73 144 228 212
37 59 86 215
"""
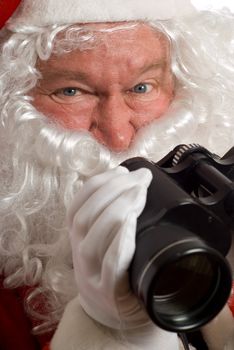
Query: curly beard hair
0 10 234 334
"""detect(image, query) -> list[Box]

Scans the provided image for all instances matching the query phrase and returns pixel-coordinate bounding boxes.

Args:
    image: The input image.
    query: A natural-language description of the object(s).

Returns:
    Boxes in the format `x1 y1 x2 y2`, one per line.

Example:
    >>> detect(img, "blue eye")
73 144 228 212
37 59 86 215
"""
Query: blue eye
132 83 152 94
62 88 79 96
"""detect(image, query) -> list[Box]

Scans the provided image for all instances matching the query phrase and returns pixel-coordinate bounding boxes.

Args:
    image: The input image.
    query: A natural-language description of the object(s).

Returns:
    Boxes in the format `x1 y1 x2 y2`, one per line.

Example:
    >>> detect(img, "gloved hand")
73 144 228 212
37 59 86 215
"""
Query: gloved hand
67 165 153 330
64 165 179 349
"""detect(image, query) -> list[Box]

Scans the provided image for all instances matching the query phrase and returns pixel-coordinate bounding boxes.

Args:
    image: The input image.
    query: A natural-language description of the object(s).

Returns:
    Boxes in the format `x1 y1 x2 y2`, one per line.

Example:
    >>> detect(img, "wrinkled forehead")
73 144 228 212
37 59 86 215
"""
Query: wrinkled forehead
36 22 172 80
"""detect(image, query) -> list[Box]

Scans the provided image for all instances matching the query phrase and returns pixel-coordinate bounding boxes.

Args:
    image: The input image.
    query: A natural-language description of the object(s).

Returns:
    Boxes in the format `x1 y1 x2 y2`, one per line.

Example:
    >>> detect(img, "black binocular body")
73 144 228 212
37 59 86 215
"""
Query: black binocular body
122 144 234 333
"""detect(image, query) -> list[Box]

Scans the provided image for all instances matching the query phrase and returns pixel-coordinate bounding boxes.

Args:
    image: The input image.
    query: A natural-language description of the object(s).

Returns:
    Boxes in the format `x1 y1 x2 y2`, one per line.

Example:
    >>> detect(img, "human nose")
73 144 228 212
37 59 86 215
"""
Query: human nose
91 94 135 152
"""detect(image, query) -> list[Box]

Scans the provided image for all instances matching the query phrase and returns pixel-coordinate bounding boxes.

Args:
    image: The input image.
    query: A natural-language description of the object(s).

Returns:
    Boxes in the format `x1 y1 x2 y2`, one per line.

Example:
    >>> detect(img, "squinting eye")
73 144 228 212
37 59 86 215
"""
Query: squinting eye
131 83 153 94
61 87 80 96
51 86 89 104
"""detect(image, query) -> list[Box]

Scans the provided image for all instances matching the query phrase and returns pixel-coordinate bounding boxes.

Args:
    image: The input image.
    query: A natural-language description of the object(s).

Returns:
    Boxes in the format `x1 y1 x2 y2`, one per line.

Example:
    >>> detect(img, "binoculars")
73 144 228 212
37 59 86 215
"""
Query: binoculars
123 144 234 333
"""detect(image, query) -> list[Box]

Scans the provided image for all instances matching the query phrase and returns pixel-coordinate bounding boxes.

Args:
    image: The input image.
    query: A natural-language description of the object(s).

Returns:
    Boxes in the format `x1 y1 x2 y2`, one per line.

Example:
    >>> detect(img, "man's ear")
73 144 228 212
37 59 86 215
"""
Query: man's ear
0 0 22 29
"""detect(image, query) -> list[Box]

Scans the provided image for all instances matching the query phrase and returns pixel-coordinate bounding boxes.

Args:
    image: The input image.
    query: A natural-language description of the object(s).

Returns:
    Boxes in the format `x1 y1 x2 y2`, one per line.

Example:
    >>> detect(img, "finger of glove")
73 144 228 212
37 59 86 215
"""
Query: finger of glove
70 168 152 241
73 181 149 286
67 166 128 228
73 180 151 330
77 209 151 330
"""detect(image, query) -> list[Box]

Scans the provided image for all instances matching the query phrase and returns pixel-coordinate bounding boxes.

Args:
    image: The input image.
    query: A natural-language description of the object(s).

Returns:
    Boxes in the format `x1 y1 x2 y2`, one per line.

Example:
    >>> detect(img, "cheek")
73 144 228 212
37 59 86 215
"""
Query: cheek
32 96 93 130
133 93 173 129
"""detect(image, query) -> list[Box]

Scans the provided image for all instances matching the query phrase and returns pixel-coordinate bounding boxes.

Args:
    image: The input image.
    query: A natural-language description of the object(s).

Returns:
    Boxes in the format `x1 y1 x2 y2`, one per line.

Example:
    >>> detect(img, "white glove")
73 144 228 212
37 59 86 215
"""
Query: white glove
67 165 152 330
66 165 179 349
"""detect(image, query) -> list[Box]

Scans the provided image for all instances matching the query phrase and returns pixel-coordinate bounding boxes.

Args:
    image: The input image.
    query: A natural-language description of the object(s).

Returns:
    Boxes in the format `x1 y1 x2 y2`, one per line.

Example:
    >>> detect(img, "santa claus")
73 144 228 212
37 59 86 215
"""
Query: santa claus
0 1 234 349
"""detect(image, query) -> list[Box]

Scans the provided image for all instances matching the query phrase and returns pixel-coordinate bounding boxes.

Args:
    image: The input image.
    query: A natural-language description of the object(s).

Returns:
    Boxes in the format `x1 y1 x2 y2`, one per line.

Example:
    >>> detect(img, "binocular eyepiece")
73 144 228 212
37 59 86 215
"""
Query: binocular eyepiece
122 144 234 333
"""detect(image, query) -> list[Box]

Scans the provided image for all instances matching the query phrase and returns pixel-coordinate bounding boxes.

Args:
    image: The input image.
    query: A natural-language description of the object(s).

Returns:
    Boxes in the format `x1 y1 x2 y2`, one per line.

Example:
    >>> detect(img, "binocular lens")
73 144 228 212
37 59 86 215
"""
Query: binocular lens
132 228 232 332
150 252 226 331
153 254 216 317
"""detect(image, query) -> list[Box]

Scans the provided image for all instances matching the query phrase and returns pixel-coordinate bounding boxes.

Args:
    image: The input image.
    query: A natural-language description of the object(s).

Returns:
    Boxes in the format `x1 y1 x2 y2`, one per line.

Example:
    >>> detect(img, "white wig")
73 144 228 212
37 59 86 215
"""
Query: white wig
0 9 234 334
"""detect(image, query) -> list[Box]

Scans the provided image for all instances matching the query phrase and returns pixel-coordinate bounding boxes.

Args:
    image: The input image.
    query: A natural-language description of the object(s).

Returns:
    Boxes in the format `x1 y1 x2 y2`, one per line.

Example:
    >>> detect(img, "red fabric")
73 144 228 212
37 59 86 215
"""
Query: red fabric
0 278 53 350
228 281 234 317
0 0 22 29
42 344 51 350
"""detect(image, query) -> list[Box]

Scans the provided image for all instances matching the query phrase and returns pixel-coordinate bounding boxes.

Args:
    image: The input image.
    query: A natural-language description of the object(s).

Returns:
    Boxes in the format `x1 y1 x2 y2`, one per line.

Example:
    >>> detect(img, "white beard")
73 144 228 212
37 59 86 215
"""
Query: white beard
0 90 233 333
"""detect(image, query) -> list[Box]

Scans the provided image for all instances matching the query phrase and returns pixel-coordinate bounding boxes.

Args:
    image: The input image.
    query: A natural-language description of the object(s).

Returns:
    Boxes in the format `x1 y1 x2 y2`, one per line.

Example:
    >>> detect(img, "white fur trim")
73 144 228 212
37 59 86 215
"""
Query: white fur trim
51 296 179 350
8 0 196 28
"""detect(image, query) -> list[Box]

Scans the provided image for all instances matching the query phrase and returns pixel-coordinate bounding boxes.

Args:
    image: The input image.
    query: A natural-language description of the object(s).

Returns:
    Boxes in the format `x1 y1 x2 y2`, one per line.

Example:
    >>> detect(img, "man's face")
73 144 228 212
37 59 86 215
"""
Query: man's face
32 23 174 152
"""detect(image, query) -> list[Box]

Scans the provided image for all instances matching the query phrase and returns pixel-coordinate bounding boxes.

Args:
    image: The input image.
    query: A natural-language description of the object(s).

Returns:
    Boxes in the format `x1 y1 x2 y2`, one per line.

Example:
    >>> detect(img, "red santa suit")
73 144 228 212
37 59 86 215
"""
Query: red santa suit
0 278 52 349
